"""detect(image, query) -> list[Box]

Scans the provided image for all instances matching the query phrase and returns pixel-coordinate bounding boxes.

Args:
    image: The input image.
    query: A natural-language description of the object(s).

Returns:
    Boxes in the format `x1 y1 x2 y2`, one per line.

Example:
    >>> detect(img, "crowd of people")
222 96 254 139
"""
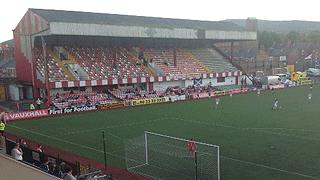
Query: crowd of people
163 84 217 97
51 90 114 109
7 137 78 180
109 86 163 100
185 84 217 95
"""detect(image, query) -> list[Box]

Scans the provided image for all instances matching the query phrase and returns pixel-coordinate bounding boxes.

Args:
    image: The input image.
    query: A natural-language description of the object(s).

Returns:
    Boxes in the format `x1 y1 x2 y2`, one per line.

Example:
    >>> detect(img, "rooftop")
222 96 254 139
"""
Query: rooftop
31 8 245 31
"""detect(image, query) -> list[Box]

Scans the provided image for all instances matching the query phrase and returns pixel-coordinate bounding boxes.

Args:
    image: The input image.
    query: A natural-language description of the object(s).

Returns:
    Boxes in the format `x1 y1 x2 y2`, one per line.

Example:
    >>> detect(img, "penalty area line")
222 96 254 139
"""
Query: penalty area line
222 156 320 180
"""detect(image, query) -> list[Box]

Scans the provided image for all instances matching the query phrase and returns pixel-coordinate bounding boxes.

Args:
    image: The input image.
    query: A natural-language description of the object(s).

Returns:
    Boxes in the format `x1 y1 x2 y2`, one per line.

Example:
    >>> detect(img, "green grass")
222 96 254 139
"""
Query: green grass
6 85 320 180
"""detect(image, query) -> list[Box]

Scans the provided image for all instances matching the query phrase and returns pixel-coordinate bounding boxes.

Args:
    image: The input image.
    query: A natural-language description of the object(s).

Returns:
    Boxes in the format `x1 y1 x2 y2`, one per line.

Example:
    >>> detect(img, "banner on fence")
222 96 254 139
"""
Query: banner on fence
269 84 286 89
192 92 213 99
130 97 168 106
49 105 97 115
4 109 48 121
169 95 186 102
97 103 125 110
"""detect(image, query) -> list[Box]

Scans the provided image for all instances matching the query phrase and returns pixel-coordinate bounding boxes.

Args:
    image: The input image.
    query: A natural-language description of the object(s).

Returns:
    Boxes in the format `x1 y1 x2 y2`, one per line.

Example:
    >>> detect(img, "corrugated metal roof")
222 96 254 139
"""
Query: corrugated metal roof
30 9 245 31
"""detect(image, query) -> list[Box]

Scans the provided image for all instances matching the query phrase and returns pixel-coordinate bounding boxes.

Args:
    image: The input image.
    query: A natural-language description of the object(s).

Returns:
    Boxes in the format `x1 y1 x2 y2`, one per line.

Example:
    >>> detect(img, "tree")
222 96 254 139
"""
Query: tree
286 31 299 44
307 31 320 44
258 31 281 49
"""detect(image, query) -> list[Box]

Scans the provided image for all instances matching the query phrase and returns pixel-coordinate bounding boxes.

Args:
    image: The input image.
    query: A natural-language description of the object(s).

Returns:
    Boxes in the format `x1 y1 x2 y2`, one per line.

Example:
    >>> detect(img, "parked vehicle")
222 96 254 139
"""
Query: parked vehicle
306 68 320 77
260 76 281 85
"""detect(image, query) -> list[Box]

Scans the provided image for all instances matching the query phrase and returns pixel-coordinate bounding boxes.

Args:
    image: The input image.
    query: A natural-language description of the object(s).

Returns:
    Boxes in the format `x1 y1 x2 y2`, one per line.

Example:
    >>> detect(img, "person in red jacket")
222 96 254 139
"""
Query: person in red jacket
187 138 196 159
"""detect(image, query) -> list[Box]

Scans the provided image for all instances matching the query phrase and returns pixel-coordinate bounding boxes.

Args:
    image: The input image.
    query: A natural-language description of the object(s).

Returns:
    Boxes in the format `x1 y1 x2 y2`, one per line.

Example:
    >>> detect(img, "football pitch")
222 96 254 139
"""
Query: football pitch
6 85 320 180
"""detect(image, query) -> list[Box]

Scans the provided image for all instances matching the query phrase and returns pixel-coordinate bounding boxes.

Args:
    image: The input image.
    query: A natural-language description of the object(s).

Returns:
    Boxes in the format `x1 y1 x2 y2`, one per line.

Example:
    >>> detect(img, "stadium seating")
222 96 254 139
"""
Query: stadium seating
109 87 163 100
33 48 68 81
67 47 150 80
52 91 114 109
190 48 238 72
144 48 208 76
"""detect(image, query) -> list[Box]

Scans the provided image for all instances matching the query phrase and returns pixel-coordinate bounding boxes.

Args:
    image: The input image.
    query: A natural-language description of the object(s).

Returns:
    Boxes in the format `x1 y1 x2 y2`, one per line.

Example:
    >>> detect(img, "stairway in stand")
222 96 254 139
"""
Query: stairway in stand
180 48 210 73
48 49 76 81
123 48 157 76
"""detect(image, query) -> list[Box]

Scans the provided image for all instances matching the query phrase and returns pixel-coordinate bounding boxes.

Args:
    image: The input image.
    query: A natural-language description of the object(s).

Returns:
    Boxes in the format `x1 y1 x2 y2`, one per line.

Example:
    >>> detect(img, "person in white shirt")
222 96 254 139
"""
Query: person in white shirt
215 98 220 109
30 103 35 110
36 98 42 109
63 165 76 180
308 93 312 103
272 98 279 110
11 143 23 161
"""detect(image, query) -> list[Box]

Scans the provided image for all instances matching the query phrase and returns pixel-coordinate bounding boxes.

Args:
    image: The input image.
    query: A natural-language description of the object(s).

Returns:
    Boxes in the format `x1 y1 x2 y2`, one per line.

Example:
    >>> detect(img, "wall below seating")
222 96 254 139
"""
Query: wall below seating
153 80 184 91
185 77 236 87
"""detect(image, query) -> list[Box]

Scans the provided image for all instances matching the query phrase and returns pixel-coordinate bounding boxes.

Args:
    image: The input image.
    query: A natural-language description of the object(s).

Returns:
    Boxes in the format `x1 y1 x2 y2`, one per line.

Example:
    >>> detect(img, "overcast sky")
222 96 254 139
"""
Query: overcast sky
1 0 320 42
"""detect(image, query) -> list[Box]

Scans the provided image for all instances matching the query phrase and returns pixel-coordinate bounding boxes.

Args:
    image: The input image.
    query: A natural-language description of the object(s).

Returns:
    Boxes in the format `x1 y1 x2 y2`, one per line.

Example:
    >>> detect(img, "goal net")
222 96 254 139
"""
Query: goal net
125 131 220 180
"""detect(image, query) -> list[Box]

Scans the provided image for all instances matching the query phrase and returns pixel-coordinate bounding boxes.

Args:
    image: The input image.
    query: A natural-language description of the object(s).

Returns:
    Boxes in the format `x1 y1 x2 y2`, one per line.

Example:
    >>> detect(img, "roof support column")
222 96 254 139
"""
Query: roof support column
173 47 177 67
230 41 234 63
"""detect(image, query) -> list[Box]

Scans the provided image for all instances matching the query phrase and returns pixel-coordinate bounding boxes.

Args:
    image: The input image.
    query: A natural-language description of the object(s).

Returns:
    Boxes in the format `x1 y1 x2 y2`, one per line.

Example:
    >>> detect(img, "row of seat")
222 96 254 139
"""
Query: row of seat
67 47 149 80
190 48 238 72
34 47 239 82
144 48 208 76
52 92 114 109
109 88 163 100
33 49 68 81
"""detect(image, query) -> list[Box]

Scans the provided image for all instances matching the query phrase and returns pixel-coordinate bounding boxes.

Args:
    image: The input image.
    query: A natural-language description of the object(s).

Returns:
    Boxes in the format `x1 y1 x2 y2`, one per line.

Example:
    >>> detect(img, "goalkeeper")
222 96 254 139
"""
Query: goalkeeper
187 139 196 159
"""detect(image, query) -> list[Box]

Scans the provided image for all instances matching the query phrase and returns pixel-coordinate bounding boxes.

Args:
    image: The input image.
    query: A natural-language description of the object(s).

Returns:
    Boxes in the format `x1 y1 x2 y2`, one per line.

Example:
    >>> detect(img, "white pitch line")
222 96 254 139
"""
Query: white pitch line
127 163 148 170
174 117 320 141
61 127 104 135
7 124 320 179
245 127 317 132
253 129 320 142
62 117 171 136
7 124 143 164
221 156 320 180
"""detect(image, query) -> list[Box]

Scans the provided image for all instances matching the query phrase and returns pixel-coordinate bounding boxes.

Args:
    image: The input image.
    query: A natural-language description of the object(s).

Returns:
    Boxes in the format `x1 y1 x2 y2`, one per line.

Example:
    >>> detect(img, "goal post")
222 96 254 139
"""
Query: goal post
125 131 220 180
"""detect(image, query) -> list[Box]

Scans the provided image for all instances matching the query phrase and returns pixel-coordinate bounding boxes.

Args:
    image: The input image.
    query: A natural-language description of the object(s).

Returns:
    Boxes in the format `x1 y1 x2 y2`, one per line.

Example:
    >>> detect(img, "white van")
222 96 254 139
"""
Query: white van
275 73 289 82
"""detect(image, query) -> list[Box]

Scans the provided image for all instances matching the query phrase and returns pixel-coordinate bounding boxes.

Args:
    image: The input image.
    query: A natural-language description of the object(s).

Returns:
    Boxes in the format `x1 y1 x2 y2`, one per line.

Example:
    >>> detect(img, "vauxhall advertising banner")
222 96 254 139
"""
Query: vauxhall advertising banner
5 109 48 121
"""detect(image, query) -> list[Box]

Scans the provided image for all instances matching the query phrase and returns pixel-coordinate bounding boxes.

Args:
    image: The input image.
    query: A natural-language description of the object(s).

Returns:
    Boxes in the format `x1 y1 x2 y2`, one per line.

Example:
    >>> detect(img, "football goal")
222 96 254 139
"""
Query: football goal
125 131 220 180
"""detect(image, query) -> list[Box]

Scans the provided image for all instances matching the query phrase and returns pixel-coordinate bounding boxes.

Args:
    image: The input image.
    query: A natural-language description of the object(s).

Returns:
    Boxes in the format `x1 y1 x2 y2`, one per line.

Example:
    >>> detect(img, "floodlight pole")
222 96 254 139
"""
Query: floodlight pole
102 131 107 171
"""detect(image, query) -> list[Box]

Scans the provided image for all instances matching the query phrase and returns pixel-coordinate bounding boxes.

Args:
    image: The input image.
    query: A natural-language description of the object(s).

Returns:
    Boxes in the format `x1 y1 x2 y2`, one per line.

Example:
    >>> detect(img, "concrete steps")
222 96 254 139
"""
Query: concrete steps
48 49 76 81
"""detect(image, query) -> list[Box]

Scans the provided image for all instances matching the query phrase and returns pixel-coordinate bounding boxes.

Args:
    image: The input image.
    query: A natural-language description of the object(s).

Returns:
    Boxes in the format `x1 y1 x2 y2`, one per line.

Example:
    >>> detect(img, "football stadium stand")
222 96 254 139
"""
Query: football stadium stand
190 48 238 72
11 8 257 179
52 91 114 109
67 47 150 80
144 48 208 76
109 87 163 100
34 48 68 81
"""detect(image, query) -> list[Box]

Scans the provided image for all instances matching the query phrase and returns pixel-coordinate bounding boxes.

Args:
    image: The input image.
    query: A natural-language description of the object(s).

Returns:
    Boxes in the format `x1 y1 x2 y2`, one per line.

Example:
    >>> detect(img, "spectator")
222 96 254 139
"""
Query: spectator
36 144 43 153
30 103 35 110
0 118 6 137
18 138 28 147
45 98 52 108
53 164 63 178
11 143 23 161
36 98 42 109
55 93 60 99
0 117 6 149
49 162 56 175
62 165 76 180
40 160 50 172
16 102 20 112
